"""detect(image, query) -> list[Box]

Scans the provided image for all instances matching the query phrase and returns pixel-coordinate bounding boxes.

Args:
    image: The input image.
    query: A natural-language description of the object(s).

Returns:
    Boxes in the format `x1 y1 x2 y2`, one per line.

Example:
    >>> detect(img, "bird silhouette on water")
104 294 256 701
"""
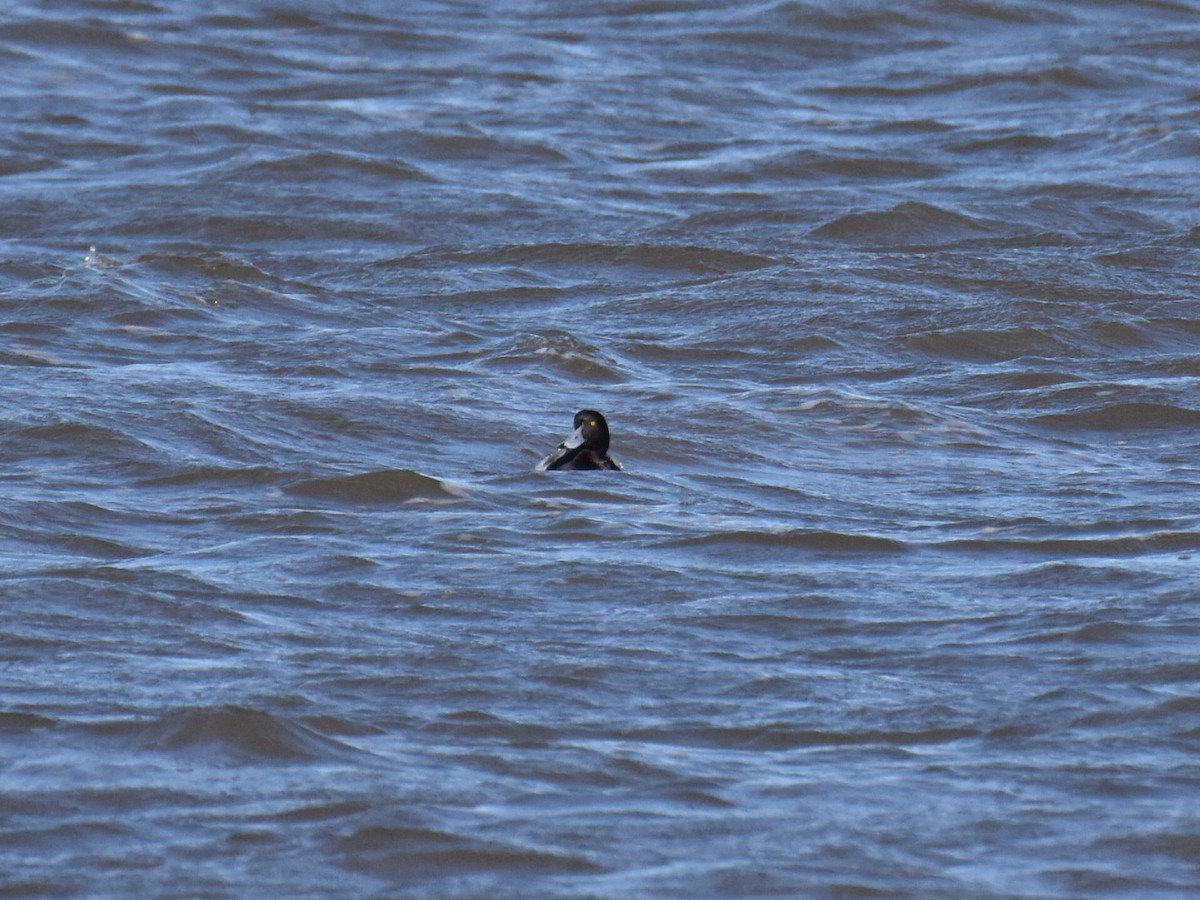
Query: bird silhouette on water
536 409 622 471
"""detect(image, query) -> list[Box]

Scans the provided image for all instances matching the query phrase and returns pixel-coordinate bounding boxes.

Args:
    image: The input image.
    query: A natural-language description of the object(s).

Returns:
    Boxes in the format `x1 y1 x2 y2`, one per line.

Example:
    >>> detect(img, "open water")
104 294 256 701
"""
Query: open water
2 1 1200 897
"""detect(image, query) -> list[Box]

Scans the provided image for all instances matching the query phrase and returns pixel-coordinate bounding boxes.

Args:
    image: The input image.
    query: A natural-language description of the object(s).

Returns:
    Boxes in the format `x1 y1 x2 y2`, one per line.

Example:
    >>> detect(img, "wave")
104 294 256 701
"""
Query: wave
240 150 433 183
136 249 278 283
761 148 944 181
0 711 56 732
133 705 364 763
906 326 1071 362
995 561 1166 589
810 201 1013 247
666 529 908 554
415 130 570 165
614 724 979 750
939 530 1200 557
817 63 1110 100
5 420 155 459
138 465 282 488
482 329 627 382
0 19 149 51
392 241 777 276
1034 401 1200 431
285 469 466 504
339 823 602 876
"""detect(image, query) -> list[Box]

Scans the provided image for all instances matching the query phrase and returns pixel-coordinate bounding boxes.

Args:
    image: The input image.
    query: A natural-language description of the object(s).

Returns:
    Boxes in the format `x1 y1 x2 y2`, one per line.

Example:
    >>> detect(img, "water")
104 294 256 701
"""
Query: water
2 1 1199 896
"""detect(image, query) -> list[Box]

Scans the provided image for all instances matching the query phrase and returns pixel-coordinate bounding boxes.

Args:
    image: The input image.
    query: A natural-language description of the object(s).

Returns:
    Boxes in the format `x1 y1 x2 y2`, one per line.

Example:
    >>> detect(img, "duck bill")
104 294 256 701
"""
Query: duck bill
561 425 586 450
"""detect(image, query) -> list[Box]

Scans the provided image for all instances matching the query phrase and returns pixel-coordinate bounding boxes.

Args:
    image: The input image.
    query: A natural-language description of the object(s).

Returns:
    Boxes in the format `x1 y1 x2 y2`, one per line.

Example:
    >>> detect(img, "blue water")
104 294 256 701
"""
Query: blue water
2 1 1199 896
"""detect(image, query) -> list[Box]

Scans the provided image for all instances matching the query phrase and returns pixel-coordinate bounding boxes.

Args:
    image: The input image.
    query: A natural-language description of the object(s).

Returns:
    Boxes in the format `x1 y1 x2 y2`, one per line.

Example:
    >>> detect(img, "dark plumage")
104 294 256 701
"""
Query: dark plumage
536 409 623 471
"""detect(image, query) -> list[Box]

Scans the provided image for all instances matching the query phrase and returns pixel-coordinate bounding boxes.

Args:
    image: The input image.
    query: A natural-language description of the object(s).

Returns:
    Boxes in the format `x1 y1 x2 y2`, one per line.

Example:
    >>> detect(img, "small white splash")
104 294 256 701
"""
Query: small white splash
795 398 829 412
84 245 120 269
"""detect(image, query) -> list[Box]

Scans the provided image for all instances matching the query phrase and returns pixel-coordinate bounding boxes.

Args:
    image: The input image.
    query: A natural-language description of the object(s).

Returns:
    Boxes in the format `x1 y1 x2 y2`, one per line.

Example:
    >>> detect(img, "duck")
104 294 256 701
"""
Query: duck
536 409 623 471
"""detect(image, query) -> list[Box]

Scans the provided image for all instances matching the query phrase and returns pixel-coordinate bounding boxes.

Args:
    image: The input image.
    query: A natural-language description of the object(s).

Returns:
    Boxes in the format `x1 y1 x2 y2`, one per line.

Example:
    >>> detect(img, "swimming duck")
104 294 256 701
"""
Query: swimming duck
536 409 623 471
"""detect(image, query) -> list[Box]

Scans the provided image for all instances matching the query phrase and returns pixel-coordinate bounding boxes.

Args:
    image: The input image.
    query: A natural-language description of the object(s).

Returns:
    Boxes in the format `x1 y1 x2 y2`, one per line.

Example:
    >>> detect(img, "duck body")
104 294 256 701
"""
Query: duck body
536 409 623 472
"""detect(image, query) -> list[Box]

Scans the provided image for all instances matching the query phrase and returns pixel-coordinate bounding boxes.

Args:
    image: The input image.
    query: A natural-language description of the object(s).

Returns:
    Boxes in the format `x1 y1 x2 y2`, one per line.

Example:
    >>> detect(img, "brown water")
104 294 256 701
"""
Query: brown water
2 1 1200 897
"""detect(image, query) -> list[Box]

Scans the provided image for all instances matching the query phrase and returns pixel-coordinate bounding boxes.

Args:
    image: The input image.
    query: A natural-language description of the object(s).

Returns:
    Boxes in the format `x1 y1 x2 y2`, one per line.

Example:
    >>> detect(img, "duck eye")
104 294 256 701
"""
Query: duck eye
589 419 597 427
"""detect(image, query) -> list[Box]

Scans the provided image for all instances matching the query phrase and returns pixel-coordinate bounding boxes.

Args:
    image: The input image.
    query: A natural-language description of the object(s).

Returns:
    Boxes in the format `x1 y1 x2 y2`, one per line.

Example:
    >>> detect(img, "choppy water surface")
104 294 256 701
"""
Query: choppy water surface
3 1 1200 896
